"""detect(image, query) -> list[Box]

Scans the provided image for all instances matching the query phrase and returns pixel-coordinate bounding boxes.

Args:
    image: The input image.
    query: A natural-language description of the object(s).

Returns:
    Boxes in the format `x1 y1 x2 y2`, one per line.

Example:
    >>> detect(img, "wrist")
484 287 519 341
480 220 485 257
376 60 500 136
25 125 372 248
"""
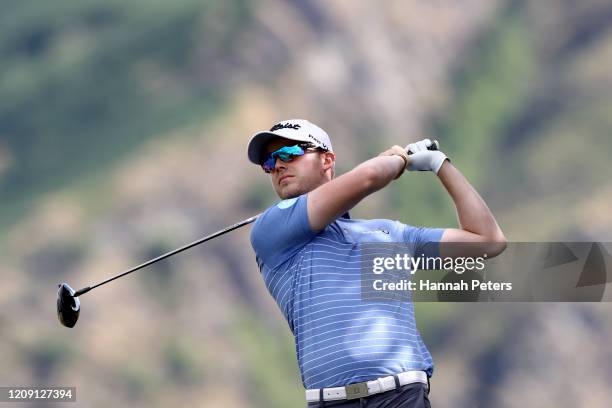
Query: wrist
431 151 448 174
391 154 407 179
377 145 409 179
435 157 451 176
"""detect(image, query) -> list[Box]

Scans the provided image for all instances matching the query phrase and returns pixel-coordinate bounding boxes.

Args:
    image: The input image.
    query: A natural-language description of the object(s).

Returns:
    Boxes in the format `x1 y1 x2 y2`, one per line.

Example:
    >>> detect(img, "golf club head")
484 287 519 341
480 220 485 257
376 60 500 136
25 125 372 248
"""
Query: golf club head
57 283 80 328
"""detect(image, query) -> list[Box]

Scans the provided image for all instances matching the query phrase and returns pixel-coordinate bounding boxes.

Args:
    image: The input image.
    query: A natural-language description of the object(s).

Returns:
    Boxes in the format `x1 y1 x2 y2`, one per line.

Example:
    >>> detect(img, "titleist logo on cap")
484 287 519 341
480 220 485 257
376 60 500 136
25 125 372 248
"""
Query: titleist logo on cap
267 120 330 151
270 123 300 131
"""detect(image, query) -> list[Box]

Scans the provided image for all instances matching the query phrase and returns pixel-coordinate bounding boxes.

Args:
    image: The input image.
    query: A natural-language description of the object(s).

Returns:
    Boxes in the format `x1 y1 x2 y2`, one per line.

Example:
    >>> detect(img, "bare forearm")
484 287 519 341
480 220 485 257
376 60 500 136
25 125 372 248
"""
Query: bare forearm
367 155 406 188
437 161 505 240
307 155 404 231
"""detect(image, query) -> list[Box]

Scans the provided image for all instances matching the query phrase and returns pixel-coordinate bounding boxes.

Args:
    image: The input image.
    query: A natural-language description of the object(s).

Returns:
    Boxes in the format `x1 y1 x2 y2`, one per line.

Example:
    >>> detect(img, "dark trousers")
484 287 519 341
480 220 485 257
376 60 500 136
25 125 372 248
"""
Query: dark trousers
306 382 431 408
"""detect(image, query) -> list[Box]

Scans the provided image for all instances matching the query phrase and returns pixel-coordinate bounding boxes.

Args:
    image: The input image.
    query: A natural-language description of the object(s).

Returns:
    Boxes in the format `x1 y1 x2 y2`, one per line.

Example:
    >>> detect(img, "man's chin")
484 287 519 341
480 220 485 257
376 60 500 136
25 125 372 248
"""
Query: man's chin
279 190 301 200
277 186 304 200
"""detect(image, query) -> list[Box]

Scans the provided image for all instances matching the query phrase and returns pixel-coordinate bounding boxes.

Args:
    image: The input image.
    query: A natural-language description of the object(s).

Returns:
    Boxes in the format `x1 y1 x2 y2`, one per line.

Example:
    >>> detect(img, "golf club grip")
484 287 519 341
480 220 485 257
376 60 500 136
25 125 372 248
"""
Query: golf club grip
406 140 439 155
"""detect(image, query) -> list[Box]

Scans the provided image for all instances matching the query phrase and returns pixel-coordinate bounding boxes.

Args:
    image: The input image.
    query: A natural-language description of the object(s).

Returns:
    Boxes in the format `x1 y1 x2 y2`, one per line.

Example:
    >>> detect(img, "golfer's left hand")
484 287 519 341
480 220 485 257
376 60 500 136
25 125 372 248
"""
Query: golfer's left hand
405 138 449 174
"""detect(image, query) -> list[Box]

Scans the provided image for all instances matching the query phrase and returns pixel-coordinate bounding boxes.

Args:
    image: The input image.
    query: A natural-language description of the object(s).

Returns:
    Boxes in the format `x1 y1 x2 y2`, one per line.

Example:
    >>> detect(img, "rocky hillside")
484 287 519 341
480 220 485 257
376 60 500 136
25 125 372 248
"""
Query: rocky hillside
1 0 612 407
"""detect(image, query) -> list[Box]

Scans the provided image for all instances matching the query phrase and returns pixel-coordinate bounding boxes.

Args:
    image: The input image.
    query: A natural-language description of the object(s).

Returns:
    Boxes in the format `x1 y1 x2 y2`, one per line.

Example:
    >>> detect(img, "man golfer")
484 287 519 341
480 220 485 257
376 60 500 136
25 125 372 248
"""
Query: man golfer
247 119 506 407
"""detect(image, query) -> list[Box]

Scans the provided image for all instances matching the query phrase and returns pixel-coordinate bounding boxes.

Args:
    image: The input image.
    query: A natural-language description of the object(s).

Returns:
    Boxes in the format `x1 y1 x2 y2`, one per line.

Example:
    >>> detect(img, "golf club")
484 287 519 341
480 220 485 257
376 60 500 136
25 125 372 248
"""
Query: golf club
407 139 439 153
57 214 260 328
56 140 439 328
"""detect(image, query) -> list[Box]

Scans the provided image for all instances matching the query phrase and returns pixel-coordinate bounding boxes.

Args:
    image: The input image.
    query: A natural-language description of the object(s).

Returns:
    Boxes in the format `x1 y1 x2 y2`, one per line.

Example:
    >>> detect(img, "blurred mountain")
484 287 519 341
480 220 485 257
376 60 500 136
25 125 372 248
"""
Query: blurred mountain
0 0 253 229
1 0 612 407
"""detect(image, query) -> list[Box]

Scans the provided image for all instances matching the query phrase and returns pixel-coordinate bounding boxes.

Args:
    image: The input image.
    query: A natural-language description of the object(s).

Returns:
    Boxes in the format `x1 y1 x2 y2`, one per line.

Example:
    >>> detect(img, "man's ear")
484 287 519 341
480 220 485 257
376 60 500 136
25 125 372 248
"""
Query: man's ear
321 151 335 173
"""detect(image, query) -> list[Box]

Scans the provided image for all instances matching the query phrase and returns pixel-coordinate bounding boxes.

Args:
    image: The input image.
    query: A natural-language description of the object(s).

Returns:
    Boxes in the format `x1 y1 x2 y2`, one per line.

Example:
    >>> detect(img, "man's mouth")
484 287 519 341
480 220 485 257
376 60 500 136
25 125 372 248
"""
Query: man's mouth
278 175 293 184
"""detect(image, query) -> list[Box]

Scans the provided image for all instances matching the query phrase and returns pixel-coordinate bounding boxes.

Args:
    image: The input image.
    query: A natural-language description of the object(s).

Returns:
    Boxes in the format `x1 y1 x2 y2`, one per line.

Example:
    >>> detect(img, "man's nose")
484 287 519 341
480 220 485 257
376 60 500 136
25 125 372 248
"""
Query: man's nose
273 158 287 172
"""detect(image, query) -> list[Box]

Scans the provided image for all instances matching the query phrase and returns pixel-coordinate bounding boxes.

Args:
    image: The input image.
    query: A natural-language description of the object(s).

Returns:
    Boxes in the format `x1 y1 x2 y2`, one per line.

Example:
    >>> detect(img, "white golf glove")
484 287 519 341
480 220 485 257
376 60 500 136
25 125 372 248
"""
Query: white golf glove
405 138 449 174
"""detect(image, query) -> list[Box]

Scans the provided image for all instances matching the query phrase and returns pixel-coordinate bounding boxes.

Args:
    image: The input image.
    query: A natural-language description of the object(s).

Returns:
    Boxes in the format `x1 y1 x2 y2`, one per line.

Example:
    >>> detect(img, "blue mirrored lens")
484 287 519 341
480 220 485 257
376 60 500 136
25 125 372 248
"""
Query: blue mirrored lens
272 145 305 158
262 145 306 172
262 156 276 172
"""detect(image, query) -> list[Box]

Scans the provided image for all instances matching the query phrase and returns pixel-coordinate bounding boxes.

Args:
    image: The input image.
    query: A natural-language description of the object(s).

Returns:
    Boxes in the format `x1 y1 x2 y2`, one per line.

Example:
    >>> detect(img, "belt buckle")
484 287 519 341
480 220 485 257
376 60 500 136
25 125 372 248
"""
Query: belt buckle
345 382 369 400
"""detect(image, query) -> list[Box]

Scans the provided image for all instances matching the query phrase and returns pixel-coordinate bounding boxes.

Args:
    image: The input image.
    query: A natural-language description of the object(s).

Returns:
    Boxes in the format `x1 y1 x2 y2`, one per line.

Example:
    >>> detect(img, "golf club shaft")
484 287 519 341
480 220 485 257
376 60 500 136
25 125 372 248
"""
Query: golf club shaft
73 214 260 297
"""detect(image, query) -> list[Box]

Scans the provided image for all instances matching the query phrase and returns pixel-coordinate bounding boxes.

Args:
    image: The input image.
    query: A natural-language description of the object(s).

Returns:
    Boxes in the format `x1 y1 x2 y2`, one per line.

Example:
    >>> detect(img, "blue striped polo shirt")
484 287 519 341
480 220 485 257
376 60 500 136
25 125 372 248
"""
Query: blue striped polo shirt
250 194 445 389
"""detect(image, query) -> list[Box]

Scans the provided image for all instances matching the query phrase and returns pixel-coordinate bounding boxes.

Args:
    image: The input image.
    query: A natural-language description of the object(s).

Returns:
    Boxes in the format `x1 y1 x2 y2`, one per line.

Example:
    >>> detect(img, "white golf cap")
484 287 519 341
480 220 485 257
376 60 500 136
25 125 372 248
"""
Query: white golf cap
247 119 333 165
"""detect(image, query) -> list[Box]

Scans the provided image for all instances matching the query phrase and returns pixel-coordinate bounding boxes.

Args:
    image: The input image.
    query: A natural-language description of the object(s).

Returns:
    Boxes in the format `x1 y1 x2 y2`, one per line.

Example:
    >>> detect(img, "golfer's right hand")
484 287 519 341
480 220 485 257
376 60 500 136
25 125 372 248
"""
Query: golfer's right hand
405 138 448 174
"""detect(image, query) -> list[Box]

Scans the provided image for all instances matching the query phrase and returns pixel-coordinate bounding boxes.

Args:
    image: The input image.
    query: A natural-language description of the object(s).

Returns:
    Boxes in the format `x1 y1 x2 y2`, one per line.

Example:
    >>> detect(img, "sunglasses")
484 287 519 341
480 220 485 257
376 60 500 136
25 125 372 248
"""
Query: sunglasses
261 143 325 173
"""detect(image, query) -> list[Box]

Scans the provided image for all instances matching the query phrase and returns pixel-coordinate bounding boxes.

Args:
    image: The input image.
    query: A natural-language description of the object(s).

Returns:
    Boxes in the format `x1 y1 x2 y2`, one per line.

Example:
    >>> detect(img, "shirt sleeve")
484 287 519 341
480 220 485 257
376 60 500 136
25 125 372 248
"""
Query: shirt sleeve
250 194 317 269
403 225 445 259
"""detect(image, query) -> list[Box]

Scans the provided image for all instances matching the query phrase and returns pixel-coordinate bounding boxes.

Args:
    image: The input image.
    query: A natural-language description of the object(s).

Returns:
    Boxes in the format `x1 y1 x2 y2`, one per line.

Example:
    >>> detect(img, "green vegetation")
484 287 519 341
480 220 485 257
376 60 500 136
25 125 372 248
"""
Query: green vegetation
0 0 252 231
116 359 157 402
27 337 72 381
432 7 537 186
384 7 538 228
163 338 206 387
139 240 180 309
233 310 303 408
